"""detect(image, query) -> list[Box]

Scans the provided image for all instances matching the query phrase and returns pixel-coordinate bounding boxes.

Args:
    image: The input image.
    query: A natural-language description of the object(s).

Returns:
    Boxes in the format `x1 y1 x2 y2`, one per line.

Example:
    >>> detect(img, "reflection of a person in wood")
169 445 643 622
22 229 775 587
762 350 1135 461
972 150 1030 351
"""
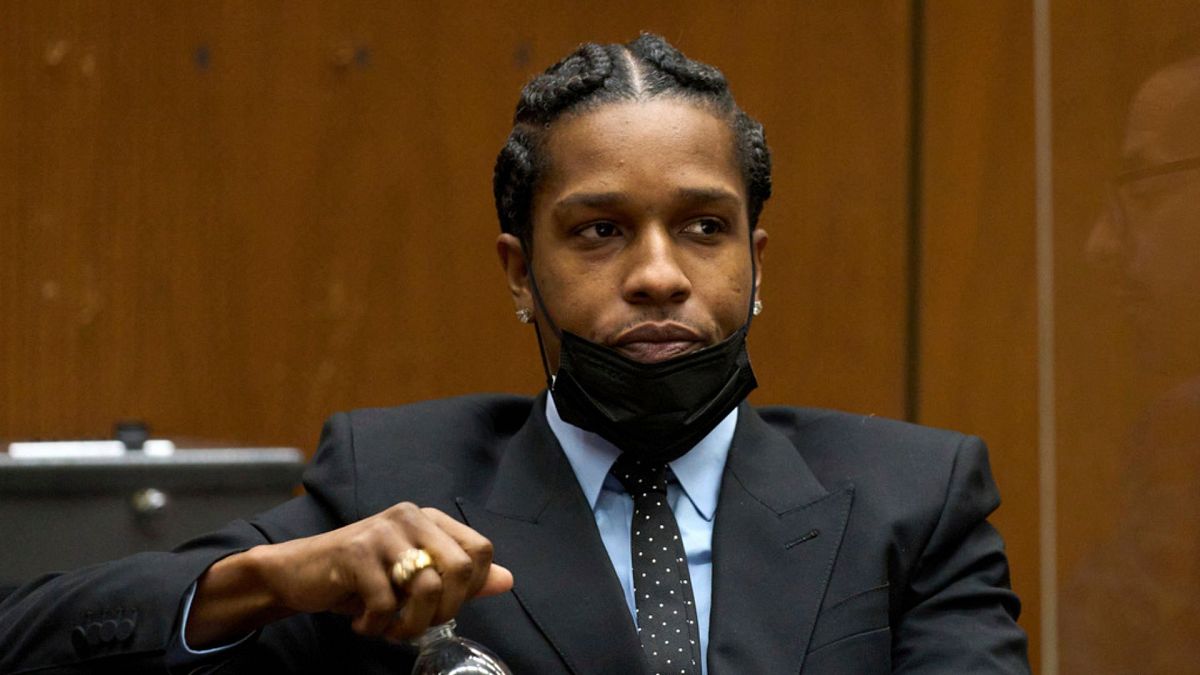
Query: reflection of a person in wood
1064 50 1200 673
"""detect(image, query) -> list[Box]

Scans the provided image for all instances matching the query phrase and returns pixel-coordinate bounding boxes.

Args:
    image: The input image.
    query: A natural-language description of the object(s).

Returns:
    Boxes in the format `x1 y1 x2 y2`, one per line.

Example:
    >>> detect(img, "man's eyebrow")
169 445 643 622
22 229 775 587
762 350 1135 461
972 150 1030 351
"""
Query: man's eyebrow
554 192 626 212
553 187 743 212
672 186 742 205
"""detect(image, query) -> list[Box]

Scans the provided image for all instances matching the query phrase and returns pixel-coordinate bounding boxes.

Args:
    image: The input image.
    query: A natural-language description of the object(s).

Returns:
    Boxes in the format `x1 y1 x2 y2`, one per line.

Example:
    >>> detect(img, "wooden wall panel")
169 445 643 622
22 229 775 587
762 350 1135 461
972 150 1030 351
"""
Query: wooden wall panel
735 1 913 418
1051 1 1157 585
918 0 1040 666
1 1 912 457
920 0 1200 669
2 0 1074 665
1051 1 1200 671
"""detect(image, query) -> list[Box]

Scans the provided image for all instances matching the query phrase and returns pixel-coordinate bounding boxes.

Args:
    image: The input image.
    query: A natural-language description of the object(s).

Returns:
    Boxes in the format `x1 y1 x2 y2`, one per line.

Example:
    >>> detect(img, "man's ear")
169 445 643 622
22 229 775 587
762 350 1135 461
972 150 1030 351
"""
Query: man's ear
752 228 768 301
497 233 533 311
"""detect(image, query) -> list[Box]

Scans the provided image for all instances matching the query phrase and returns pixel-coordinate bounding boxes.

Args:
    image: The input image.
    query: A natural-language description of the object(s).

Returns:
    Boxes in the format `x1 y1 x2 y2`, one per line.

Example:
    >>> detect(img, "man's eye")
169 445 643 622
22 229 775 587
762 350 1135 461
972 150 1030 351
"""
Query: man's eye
580 222 620 239
682 218 726 236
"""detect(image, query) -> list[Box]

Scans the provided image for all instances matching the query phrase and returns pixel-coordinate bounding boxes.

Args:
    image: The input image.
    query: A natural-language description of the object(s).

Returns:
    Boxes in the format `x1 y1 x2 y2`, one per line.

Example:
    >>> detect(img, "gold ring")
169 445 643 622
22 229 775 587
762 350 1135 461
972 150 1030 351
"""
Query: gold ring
391 548 434 587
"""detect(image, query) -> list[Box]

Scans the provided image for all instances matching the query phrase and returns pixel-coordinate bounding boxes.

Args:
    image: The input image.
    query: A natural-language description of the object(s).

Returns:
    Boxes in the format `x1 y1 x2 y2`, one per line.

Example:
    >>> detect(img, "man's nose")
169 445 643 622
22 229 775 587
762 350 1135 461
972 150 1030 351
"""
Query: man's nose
622 227 692 306
1086 203 1130 273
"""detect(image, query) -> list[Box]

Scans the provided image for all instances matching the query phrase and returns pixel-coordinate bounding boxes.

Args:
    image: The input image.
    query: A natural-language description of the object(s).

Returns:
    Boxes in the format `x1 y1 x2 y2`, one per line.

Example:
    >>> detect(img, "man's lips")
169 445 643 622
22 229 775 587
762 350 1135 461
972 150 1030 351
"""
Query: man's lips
608 323 706 363
615 341 701 362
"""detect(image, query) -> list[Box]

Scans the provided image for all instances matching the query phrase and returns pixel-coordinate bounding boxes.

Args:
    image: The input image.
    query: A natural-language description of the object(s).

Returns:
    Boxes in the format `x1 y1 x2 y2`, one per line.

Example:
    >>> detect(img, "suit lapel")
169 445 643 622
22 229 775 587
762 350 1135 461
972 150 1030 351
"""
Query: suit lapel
457 395 649 675
707 403 854 674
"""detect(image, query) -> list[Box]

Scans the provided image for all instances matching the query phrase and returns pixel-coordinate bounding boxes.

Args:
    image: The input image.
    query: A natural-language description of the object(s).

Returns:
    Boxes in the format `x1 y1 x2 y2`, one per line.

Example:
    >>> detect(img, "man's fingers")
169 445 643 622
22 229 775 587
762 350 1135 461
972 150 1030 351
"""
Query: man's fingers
426 542 473 625
315 503 513 640
476 563 514 597
382 506 482 631
421 508 497 598
386 567 442 640
348 563 399 636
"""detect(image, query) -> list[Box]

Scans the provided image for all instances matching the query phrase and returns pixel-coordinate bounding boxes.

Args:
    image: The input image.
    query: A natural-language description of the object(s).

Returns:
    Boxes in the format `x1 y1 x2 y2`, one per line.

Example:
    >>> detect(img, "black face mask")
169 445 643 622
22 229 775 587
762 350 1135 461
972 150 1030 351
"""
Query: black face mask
550 325 758 462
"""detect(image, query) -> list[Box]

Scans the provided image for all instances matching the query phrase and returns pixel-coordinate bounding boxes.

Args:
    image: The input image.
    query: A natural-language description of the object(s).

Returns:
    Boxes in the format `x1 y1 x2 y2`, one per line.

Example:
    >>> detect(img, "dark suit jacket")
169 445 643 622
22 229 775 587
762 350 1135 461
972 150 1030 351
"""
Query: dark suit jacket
0 394 1029 674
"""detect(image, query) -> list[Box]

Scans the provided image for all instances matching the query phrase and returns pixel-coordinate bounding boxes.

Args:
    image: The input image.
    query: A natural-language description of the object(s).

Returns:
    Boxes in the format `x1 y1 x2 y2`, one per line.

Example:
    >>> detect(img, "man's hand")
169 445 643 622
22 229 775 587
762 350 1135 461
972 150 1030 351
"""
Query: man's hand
185 503 514 648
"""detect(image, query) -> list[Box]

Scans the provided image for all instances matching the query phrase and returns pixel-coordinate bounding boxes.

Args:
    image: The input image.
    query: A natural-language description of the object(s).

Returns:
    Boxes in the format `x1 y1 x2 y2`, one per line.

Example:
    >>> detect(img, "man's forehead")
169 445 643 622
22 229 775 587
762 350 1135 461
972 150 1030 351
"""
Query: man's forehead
536 100 743 199
545 100 737 163
1124 57 1200 166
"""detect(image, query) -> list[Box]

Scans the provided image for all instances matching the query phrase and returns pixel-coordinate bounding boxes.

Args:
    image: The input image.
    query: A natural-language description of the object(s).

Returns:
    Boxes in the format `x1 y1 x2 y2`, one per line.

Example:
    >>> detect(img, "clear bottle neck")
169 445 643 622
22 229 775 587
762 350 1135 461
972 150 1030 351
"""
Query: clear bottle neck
415 620 458 651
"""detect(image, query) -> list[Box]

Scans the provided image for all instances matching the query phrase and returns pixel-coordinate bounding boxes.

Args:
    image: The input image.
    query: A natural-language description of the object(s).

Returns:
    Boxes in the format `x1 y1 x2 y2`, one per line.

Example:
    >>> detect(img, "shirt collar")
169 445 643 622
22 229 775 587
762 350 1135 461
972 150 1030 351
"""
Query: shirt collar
545 393 736 521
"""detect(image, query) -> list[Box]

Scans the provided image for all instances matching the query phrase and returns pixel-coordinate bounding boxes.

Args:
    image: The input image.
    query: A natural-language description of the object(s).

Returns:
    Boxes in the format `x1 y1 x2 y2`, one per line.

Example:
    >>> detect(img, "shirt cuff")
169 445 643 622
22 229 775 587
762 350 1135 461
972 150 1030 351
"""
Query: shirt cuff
176 581 256 655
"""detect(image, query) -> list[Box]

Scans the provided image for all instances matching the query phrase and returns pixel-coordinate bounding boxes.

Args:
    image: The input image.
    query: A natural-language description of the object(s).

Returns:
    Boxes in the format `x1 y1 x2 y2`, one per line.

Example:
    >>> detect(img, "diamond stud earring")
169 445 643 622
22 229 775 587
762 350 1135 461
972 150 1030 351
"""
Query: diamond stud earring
752 300 763 317
516 308 534 324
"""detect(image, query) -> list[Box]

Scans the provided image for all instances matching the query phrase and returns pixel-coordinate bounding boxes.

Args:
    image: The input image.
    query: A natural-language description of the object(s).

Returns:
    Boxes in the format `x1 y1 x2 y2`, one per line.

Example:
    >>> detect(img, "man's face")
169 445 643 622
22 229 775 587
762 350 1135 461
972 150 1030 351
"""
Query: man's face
498 98 767 371
1087 58 1200 374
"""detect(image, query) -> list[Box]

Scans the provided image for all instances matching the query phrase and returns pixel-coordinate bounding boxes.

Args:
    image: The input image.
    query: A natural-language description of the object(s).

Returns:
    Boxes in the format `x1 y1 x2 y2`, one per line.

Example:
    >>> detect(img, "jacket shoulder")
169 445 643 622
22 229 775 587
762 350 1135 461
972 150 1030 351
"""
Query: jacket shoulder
753 405 972 456
308 394 536 516
751 405 993 513
345 393 535 449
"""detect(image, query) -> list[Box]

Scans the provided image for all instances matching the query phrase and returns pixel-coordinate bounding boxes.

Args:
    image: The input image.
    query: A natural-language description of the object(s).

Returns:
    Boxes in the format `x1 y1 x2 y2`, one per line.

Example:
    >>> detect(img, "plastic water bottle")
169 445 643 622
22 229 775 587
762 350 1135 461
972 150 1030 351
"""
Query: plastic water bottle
410 620 512 675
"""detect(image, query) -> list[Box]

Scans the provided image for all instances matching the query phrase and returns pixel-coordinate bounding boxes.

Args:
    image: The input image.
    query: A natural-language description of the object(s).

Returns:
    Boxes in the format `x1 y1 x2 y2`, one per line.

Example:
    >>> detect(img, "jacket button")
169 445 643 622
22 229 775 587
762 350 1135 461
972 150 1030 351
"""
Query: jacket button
100 619 117 642
116 617 135 641
71 626 89 653
85 622 102 646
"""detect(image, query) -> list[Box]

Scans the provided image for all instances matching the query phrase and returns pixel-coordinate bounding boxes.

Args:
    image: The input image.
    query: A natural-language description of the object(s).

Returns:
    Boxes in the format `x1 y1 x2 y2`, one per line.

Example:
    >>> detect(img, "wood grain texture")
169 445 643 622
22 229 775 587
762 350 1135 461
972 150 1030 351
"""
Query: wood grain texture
918 0 1040 666
1052 1 1200 671
1050 0 1200 578
0 1 911 453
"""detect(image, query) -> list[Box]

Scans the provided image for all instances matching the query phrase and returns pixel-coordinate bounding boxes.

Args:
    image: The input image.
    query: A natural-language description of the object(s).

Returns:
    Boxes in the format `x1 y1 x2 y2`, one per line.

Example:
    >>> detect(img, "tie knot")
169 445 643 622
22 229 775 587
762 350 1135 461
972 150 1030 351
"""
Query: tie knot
612 455 670 496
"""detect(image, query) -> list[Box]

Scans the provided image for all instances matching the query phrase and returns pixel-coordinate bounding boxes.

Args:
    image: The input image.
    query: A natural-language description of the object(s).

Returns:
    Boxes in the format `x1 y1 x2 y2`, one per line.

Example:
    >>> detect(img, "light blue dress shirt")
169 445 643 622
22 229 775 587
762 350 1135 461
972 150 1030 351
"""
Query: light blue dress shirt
545 395 735 675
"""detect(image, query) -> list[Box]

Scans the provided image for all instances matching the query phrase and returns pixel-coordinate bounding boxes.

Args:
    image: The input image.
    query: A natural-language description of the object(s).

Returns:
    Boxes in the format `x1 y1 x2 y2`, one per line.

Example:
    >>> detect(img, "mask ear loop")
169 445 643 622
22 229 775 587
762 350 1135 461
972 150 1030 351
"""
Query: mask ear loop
519 238 563 390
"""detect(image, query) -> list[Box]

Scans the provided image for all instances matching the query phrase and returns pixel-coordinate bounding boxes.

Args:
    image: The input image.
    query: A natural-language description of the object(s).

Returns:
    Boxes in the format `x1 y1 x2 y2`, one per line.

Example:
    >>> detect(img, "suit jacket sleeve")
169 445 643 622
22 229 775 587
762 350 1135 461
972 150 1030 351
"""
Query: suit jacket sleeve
891 435 1030 673
0 413 356 675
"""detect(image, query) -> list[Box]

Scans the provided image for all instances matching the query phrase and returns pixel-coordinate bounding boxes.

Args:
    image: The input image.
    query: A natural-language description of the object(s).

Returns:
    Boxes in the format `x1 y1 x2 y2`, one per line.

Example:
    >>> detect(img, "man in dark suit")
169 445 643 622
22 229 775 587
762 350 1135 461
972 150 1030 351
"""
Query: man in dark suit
0 34 1029 673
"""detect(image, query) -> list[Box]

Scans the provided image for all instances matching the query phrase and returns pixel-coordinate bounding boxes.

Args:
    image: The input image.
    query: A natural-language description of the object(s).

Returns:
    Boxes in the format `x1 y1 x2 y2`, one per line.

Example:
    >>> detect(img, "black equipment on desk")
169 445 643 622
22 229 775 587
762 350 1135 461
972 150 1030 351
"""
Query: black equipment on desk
0 446 304 586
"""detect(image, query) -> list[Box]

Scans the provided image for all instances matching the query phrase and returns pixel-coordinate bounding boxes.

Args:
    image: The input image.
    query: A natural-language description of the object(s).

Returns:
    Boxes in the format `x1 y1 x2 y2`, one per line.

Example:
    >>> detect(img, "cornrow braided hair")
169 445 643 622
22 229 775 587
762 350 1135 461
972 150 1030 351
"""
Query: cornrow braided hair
493 32 773 248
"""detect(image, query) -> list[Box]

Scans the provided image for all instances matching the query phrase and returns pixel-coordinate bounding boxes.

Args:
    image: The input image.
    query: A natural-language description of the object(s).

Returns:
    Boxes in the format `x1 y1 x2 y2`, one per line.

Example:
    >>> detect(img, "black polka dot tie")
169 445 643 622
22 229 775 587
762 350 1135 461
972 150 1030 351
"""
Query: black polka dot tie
612 455 702 675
